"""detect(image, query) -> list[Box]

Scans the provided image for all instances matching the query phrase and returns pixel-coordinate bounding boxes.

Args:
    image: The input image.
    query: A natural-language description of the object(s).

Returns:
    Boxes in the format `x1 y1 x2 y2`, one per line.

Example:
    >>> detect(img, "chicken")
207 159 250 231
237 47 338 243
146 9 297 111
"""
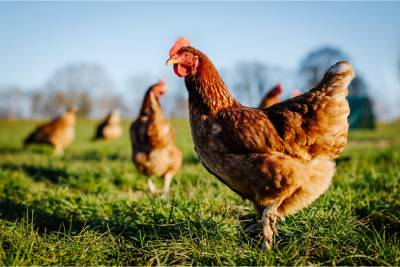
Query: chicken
92 108 123 141
166 37 354 250
258 83 283 108
130 79 182 196
24 106 78 154
291 89 302 97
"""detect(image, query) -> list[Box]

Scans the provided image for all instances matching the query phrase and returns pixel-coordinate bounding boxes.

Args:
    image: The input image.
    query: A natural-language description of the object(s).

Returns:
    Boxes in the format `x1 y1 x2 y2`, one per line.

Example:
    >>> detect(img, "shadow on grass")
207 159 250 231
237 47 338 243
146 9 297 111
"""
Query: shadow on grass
0 147 23 155
0 145 52 155
355 203 400 239
64 150 129 162
0 162 137 190
0 163 71 183
183 153 200 164
0 198 224 246
0 199 87 232
335 156 352 165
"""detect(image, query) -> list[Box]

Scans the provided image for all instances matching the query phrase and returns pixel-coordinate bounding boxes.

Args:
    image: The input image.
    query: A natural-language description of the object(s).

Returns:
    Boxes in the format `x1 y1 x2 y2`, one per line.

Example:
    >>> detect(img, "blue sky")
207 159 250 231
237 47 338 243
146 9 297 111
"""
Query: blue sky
0 2 400 119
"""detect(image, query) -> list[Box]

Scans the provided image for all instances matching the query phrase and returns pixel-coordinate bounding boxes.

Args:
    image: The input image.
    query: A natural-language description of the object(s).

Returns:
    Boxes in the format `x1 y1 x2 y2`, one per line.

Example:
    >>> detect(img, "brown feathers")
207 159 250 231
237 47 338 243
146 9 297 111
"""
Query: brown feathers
130 82 182 195
167 38 354 249
24 106 78 154
93 109 123 141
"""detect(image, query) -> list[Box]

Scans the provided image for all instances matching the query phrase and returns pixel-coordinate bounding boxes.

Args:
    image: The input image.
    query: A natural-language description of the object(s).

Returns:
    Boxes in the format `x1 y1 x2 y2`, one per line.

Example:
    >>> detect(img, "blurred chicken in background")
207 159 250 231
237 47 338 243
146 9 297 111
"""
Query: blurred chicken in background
92 108 123 141
291 89 302 97
258 82 283 108
24 106 78 155
130 80 182 197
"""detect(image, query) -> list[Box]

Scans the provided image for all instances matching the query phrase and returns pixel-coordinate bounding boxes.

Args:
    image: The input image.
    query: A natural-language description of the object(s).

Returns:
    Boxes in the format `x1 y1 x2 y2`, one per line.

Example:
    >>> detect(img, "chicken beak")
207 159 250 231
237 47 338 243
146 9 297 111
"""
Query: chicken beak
166 58 179 66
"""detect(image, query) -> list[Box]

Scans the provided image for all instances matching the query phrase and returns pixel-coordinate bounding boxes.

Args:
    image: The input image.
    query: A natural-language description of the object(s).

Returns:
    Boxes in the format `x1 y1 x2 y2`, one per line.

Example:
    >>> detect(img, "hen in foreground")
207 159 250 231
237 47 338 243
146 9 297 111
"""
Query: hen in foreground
166 37 355 250
130 80 182 196
24 106 78 155
258 83 283 108
93 108 123 141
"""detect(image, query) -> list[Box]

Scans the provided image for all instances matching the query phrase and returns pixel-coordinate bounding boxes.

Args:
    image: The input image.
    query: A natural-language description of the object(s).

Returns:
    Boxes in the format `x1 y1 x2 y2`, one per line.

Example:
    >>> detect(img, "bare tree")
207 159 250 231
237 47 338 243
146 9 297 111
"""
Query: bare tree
299 46 367 96
42 63 115 117
78 92 93 117
171 94 188 118
31 92 44 118
126 72 159 117
230 62 295 106
232 61 269 106
348 75 368 96
299 47 349 89
98 94 128 117
46 63 113 95
0 85 24 120
48 91 70 114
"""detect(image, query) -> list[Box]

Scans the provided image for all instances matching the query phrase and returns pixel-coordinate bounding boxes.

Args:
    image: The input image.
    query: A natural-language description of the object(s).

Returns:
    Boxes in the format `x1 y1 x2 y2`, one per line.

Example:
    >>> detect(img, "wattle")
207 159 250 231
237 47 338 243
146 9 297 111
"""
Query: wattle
174 64 190 77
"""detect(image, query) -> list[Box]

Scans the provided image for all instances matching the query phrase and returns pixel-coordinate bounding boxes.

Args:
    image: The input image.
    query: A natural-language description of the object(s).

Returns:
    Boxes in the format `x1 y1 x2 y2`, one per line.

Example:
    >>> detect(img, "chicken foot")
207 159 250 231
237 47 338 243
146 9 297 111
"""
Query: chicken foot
147 178 157 194
53 144 64 155
161 172 173 197
261 204 283 251
146 173 173 198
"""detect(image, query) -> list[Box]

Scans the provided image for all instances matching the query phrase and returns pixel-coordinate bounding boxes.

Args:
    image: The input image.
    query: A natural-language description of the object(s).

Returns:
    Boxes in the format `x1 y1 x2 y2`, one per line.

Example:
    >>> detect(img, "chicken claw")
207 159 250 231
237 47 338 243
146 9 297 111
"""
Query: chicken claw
147 178 157 194
261 206 282 251
147 174 174 199
161 173 173 197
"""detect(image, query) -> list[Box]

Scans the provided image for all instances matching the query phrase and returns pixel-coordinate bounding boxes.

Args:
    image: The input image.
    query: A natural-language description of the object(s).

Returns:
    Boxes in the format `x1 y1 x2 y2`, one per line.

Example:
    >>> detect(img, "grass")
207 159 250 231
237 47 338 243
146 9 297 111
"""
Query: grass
0 118 399 265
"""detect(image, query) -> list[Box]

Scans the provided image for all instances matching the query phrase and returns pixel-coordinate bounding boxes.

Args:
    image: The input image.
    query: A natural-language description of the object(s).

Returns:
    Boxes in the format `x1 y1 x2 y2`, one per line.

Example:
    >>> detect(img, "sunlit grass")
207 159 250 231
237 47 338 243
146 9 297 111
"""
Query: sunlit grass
0 119 399 265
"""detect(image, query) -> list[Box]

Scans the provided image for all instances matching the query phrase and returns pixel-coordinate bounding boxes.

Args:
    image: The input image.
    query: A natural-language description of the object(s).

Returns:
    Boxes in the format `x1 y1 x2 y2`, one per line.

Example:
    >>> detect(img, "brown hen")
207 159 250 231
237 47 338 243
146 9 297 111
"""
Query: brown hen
93 108 123 141
166 37 355 250
24 106 78 155
130 80 182 196
258 83 283 108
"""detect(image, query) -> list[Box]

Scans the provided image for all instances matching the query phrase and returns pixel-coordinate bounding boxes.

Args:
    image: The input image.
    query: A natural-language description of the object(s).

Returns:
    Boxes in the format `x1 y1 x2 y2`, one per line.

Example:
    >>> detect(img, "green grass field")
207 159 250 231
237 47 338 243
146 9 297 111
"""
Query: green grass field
0 118 399 265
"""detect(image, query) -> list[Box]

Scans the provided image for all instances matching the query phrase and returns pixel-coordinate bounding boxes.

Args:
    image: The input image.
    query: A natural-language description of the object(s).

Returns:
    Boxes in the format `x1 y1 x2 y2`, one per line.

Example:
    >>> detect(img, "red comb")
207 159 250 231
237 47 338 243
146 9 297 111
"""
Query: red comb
152 79 168 93
291 89 301 97
271 82 282 95
267 83 283 98
169 36 191 57
276 82 283 93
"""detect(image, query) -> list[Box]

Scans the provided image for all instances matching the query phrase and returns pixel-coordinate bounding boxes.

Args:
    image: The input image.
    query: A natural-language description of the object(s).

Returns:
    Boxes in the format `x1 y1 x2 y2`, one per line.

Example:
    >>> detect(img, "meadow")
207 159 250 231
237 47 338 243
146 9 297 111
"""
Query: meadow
0 118 399 265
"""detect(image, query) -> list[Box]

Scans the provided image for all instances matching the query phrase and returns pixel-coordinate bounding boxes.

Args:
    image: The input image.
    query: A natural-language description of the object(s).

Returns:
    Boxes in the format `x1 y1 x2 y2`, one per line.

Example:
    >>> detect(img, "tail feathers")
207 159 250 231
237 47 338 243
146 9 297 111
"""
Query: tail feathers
23 133 42 147
24 134 33 146
24 129 40 145
309 61 353 159
320 61 355 94
23 129 49 146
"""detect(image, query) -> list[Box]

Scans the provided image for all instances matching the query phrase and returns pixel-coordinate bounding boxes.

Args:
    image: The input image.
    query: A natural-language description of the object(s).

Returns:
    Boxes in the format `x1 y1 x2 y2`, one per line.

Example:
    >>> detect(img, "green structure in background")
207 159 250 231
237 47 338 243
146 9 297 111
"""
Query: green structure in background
348 95 375 129
298 46 377 130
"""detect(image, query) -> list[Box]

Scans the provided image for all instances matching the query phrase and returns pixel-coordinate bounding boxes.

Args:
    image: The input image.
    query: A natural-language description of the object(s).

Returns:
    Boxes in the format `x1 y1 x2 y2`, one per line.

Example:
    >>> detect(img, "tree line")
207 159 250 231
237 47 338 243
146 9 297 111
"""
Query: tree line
0 46 380 120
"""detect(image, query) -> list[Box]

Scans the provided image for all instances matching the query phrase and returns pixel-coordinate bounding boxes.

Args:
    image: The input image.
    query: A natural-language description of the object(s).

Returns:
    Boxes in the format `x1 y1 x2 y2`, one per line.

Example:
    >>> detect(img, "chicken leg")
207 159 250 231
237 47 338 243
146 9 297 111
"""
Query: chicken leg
261 204 283 251
54 144 64 155
161 172 173 197
146 173 174 198
147 178 157 194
